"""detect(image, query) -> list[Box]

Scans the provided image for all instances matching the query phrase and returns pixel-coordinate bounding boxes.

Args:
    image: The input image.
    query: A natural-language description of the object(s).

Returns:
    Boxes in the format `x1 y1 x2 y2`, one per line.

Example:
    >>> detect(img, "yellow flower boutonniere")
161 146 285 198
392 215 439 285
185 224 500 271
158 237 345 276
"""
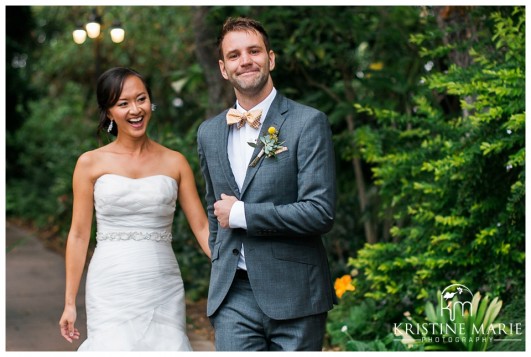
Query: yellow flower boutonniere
248 126 287 167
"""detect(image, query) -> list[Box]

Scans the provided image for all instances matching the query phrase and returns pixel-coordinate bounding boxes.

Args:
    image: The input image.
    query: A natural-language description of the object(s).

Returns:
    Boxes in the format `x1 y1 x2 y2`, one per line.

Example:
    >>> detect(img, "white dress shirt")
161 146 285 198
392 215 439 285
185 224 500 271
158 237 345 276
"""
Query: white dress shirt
227 87 277 271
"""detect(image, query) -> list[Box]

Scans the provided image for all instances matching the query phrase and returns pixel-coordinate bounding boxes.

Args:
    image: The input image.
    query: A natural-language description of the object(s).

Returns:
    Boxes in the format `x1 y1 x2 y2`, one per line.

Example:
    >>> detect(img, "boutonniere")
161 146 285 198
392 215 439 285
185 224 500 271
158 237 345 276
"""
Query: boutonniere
248 126 288 167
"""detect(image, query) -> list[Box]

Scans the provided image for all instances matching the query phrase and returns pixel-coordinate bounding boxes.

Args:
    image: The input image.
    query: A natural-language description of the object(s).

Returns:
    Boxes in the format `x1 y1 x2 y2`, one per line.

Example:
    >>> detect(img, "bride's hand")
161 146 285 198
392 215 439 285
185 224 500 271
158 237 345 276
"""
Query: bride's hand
59 306 81 343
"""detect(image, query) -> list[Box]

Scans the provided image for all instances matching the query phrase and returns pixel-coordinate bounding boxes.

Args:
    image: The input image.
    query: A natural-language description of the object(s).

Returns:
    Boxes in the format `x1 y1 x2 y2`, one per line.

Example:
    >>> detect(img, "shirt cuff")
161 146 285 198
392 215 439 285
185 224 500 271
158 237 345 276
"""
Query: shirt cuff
228 200 247 229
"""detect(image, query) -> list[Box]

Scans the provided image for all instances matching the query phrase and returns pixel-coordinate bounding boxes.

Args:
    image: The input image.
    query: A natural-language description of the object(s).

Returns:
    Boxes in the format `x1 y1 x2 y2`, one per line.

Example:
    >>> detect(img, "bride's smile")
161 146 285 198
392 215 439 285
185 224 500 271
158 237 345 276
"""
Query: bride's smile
107 75 152 135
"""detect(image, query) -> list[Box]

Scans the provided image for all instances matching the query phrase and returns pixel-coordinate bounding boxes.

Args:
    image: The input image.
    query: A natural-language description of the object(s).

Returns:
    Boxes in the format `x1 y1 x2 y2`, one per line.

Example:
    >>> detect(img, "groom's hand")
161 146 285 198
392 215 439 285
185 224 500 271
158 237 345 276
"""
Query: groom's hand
214 193 238 228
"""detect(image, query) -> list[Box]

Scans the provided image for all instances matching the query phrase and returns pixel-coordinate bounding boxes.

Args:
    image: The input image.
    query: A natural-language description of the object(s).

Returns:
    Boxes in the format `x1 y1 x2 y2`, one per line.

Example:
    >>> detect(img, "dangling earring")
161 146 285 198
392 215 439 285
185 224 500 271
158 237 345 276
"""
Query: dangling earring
151 103 157 112
107 119 114 133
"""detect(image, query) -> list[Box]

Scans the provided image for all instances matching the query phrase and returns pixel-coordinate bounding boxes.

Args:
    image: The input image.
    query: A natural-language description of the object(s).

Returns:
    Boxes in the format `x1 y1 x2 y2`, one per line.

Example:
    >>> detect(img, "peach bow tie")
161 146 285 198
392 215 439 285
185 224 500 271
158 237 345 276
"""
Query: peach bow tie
226 108 262 129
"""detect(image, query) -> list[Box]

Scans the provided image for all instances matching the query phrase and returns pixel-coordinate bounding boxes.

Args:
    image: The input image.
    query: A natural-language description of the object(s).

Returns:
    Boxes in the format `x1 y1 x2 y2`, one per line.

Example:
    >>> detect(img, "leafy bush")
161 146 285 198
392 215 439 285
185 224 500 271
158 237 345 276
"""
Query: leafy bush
490 284 526 351
327 7 525 351
7 81 96 235
327 299 410 351
327 278 416 352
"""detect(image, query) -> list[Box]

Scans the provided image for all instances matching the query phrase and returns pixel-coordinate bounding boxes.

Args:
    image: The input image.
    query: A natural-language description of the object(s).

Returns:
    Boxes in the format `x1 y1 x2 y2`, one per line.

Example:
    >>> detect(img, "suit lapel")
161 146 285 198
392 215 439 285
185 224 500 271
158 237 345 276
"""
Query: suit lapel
217 109 241 199
240 93 289 197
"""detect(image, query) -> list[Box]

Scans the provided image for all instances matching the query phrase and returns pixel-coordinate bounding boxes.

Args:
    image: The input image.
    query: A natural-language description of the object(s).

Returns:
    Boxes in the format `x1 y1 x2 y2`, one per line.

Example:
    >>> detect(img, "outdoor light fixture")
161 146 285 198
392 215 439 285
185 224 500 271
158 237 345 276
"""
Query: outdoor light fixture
85 10 102 39
72 9 125 45
110 21 125 43
72 24 87 44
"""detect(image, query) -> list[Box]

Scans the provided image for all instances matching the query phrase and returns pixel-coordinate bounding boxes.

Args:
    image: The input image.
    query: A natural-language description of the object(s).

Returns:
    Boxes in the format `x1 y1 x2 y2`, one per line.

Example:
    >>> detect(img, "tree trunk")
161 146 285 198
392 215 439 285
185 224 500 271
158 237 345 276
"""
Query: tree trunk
339 63 379 244
191 6 234 117
345 113 378 244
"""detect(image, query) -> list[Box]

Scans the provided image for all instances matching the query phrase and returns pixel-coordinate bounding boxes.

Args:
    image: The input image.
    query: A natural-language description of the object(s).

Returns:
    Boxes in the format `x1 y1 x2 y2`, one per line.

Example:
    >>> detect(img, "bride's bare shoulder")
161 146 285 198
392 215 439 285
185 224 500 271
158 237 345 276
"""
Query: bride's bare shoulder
76 146 108 165
74 146 113 180
158 144 189 165
151 142 192 180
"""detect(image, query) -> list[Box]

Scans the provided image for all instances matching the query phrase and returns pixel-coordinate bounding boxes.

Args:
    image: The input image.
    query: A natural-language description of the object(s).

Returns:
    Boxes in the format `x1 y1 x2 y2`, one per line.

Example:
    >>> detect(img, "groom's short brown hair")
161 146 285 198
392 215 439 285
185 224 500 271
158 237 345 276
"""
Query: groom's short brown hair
217 17 271 60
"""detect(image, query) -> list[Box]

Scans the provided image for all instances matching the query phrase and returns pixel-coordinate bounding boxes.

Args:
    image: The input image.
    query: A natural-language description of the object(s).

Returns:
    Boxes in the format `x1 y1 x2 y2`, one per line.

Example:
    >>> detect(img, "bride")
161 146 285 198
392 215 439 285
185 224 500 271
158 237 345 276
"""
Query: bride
58 67 210 351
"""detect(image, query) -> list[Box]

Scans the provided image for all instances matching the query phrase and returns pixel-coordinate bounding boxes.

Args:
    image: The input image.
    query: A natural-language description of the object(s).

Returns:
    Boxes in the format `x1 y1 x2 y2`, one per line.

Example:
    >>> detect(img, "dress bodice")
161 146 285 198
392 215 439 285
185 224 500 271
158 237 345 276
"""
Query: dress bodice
94 174 178 235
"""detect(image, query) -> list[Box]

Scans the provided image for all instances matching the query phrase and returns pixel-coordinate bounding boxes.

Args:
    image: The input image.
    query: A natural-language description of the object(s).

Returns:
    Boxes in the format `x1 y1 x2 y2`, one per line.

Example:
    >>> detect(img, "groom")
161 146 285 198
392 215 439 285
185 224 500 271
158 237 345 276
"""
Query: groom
197 16 336 351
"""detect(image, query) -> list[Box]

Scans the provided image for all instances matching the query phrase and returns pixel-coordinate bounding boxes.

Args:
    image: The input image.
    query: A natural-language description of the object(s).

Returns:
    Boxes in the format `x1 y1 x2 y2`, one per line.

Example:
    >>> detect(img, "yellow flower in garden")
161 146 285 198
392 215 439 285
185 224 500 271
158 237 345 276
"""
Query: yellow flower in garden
334 275 355 298
369 61 384 71
268 126 277 135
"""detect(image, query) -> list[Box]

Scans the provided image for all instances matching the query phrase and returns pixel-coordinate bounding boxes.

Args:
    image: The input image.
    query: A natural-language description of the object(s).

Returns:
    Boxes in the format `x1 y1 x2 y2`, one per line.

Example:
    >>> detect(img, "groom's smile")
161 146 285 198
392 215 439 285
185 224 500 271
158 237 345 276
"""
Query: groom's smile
218 30 276 101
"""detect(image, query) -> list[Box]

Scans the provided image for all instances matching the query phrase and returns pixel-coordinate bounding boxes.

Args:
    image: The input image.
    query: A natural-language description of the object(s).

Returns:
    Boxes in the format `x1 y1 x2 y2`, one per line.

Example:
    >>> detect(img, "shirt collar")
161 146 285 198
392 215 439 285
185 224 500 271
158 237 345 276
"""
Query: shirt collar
236 87 277 118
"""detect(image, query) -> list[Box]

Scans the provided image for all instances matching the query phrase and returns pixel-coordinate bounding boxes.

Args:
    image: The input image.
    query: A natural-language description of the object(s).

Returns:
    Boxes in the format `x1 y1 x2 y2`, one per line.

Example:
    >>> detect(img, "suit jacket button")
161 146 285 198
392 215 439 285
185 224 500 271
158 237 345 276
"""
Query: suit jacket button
232 249 239 255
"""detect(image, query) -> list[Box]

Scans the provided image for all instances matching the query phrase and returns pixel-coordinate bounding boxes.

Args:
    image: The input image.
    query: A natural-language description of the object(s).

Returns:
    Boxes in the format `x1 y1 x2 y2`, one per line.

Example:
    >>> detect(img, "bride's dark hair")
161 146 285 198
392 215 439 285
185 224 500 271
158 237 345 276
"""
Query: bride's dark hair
96 67 153 138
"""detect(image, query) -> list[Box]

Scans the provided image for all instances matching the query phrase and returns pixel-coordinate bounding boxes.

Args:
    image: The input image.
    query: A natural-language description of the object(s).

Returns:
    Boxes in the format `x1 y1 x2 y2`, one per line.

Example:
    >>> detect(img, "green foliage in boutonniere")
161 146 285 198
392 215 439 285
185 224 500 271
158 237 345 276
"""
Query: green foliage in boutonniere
248 126 286 167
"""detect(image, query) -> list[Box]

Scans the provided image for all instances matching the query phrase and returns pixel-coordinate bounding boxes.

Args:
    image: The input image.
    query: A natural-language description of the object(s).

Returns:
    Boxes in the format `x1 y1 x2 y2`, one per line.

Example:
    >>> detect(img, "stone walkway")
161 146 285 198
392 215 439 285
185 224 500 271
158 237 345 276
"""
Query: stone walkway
4 221 214 352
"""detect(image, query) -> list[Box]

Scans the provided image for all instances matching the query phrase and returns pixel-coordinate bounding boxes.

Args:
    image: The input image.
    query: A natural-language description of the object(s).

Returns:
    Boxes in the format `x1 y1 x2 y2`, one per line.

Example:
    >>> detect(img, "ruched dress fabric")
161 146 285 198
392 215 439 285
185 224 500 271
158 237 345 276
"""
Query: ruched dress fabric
78 174 192 351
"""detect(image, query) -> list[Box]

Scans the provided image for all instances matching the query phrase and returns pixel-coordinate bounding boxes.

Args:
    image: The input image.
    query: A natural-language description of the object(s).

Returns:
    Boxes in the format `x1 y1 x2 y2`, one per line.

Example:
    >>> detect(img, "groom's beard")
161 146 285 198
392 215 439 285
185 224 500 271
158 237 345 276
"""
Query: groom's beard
230 67 270 97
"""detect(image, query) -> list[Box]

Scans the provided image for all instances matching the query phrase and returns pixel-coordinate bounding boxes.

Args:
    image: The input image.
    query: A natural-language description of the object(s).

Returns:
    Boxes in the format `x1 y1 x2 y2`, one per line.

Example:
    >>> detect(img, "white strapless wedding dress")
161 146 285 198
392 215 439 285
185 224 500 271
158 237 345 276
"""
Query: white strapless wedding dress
78 174 192 351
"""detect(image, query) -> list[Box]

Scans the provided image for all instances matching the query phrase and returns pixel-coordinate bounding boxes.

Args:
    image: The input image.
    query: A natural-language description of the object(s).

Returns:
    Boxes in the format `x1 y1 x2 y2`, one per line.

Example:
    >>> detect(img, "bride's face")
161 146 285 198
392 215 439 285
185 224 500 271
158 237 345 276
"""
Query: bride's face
107 75 152 137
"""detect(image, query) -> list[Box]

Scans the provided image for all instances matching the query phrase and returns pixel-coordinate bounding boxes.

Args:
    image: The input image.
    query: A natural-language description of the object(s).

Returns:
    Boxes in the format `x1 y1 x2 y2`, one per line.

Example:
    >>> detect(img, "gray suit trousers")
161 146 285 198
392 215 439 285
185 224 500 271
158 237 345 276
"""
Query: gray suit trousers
210 273 327 351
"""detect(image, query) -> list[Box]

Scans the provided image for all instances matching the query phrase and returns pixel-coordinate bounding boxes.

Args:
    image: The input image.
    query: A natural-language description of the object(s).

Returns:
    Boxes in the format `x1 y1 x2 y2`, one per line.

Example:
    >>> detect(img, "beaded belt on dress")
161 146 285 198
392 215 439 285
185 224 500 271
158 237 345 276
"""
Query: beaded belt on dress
96 231 172 242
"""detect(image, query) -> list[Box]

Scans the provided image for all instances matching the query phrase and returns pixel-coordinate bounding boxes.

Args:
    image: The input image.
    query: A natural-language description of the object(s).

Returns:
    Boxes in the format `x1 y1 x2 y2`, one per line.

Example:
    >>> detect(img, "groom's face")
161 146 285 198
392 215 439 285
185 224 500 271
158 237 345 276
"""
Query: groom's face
219 29 275 97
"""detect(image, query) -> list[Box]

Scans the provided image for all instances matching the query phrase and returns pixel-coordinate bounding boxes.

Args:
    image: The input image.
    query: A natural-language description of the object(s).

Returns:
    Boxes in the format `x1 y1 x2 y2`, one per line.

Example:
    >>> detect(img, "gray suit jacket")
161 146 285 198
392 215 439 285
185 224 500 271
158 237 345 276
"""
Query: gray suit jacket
197 93 337 320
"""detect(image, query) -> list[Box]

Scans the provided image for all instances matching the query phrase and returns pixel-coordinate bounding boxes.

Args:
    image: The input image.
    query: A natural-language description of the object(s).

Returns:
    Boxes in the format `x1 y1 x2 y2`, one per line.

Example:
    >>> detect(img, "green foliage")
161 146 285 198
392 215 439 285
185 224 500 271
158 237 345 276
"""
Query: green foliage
341 332 410 352
327 297 413 351
339 7 525 349
491 284 526 351
7 81 95 231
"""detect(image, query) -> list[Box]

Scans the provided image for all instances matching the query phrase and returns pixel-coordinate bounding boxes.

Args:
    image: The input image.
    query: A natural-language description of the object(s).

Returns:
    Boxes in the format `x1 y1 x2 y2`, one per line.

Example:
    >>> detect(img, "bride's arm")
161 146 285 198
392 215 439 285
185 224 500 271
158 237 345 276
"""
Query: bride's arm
59 153 94 342
176 154 211 259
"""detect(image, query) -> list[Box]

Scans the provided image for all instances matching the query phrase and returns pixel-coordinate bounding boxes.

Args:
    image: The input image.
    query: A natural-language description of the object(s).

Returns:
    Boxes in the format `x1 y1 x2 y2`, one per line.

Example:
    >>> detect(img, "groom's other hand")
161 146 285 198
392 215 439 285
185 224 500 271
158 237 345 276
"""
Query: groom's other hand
214 193 237 228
